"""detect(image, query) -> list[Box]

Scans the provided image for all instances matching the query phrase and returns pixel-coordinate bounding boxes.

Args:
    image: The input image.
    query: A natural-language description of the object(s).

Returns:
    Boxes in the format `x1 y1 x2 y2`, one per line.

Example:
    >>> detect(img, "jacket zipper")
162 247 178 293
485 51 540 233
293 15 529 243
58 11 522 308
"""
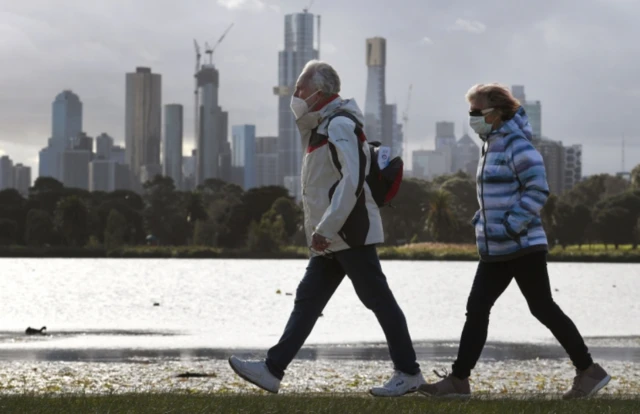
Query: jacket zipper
480 139 490 255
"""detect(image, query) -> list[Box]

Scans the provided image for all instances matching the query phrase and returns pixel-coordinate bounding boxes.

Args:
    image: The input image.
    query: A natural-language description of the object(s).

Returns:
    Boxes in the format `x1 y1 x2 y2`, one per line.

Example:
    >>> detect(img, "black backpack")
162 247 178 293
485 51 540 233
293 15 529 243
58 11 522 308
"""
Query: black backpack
327 112 404 207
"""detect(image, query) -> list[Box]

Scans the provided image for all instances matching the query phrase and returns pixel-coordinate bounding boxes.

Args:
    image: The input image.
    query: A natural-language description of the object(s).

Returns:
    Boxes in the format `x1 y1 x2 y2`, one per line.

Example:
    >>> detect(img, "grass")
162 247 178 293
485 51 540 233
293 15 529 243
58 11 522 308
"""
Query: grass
0 394 638 414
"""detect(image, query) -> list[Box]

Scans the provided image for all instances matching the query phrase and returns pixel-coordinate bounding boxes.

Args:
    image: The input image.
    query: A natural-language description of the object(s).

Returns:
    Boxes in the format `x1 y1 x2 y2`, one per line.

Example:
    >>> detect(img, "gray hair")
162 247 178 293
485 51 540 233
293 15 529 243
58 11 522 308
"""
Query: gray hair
298 60 341 96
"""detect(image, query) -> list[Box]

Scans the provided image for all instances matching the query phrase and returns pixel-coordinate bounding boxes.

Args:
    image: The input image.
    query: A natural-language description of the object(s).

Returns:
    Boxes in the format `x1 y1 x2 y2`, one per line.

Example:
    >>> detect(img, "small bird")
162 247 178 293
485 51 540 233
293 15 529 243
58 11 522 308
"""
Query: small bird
25 326 47 335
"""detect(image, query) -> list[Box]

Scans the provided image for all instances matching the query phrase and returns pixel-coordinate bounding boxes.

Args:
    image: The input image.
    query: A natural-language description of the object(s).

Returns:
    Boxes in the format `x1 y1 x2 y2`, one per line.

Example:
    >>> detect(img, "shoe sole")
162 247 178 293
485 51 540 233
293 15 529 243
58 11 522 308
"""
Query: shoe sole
417 389 471 399
228 357 279 394
588 375 611 397
368 387 420 398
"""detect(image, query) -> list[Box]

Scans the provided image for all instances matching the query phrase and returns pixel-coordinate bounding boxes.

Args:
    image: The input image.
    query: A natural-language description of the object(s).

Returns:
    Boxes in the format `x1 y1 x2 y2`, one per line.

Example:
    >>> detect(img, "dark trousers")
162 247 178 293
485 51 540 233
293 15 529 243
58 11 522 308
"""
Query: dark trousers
452 251 593 379
266 245 420 380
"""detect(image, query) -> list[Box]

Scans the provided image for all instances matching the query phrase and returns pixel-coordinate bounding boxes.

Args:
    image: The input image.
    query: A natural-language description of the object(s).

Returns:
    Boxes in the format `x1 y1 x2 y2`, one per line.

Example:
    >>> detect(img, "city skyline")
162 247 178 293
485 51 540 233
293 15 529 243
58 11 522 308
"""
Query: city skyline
2 0 640 179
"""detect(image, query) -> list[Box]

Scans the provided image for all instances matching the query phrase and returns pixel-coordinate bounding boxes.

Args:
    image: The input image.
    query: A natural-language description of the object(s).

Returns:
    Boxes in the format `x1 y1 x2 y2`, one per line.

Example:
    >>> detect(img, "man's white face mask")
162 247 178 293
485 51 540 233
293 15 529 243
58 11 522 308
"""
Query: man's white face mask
290 90 321 120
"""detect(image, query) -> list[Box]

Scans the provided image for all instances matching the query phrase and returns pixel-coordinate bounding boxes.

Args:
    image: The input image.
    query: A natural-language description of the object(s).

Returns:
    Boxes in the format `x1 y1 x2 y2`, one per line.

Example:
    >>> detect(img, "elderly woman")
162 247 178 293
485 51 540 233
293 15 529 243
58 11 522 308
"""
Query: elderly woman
419 84 610 399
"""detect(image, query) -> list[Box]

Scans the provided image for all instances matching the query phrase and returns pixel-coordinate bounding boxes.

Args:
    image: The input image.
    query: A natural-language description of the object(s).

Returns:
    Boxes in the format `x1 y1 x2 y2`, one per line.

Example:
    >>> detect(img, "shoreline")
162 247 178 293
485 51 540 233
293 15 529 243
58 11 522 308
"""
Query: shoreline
2 244 640 263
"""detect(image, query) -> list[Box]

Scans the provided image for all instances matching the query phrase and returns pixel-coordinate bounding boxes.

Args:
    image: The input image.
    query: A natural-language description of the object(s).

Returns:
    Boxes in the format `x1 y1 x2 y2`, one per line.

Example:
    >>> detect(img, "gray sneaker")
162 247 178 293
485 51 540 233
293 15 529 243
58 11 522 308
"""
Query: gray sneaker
228 356 280 394
418 370 471 398
562 363 610 399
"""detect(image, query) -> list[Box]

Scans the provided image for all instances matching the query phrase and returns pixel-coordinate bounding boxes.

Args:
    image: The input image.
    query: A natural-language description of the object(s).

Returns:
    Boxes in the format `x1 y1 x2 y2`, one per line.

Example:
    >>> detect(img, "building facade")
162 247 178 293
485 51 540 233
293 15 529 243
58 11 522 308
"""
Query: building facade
364 37 386 145
256 136 279 187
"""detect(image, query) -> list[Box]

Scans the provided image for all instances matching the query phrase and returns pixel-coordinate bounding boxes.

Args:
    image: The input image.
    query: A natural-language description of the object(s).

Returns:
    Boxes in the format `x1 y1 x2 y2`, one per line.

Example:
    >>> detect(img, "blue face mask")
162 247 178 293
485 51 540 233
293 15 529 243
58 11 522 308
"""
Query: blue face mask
469 115 493 137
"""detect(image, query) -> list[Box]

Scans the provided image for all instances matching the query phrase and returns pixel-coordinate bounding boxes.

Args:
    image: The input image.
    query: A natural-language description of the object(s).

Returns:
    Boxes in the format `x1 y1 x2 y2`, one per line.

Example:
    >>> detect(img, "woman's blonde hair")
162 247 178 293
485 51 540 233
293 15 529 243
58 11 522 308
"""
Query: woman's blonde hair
465 83 521 121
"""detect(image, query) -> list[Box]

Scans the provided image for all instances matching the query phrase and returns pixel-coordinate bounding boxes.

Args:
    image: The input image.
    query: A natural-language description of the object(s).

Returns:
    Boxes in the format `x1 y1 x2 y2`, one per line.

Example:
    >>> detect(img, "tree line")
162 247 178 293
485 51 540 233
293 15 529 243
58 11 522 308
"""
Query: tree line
1 165 640 251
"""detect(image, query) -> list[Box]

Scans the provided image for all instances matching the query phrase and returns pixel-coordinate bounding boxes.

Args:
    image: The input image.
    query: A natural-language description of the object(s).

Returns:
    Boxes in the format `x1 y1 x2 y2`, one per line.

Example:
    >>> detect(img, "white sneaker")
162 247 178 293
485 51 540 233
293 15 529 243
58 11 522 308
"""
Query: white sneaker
228 356 280 394
370 370 426 397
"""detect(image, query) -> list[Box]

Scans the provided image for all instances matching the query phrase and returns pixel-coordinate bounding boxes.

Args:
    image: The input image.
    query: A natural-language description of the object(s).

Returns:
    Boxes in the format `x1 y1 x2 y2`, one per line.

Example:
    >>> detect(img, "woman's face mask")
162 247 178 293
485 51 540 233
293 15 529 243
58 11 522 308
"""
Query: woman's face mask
468 107 495 137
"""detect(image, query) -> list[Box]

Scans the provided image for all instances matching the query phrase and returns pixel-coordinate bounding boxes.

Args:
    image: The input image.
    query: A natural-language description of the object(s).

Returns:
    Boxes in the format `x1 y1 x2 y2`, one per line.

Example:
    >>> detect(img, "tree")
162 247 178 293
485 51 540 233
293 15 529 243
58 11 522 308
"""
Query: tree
380 178 432 245
247 211 288 253
142 176 189 245
631 164 640 190
0 219 18 246
440 177 477 242
25 209 55 247
594 207 633 249
55 196 90 247
270 197 302 239
540 193 558 247
553 202 592 248
426 190 459 242
104 209 127 251
0 189 27 245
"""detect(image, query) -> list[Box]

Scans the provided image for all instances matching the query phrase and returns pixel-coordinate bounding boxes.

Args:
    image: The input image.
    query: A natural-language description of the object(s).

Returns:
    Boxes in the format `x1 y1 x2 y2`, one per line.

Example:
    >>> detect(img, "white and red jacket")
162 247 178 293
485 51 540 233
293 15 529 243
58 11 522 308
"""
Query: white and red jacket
297 96 384 254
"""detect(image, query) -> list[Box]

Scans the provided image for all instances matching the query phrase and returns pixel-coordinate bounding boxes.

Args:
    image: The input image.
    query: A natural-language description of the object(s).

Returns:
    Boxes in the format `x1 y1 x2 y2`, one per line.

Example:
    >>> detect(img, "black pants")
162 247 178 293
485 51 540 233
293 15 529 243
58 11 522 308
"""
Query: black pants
266 245 420 380
452 251 593 379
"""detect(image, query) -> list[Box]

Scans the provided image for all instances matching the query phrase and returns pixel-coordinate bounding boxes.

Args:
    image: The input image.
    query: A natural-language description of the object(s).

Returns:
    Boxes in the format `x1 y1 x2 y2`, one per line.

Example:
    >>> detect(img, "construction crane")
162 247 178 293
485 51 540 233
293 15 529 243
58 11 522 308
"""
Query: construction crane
303 0 315 13
402 84 413 163
193 39 202 150
205 23 234 65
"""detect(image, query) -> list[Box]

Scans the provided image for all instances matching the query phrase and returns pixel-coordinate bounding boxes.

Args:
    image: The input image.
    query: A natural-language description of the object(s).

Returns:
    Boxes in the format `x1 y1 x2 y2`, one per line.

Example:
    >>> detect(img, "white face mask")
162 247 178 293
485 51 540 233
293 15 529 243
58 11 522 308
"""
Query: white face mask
290 91 321 120
469 115 493 137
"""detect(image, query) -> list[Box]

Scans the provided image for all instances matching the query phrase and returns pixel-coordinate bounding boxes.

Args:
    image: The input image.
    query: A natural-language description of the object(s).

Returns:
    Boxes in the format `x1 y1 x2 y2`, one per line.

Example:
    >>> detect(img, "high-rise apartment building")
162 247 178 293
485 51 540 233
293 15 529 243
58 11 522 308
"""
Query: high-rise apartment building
412 149 452 180
534 138 564 194
163 104 183 189
564 144 582 192
125 67 162 187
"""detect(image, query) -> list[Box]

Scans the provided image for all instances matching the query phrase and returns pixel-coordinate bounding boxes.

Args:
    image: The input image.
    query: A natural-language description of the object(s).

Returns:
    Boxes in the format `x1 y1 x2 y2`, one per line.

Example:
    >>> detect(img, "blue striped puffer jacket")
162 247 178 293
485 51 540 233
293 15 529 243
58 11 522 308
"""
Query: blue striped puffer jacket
471 107 550 262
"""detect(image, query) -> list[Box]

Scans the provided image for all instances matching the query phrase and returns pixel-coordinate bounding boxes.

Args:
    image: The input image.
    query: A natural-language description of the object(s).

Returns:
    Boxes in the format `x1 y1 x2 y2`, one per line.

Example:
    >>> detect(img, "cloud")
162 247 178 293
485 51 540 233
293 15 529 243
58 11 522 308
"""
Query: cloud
421 37 433 45
450 18 486 34
217 0 266 12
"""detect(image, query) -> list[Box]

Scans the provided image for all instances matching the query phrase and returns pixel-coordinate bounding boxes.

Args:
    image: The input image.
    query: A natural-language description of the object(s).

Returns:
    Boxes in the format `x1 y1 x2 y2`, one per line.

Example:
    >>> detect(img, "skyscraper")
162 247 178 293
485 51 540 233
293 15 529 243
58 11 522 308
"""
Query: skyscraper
364 37 386 145
256 136 279 187
12 163 31 196
96 133 114 160
435 122 456 150
163 104 183 189
511 85 541 138
534 138 564 194
0 155 14 190
39 90 84 180
195 64 228 185
274 11 319 186
125 67 162 187
232 124 257 190
453 132 480 177
52 90 83 143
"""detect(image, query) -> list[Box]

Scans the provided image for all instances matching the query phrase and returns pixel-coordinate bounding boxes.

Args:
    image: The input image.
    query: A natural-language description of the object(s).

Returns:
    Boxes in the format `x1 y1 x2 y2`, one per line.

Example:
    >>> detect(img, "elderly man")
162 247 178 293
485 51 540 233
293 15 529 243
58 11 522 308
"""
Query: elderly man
228 60 424 397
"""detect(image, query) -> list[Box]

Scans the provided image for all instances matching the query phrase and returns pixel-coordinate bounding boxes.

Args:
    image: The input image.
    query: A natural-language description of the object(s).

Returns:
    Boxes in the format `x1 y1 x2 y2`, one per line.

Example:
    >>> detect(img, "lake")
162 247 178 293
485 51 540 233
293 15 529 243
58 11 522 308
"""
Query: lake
0 258 638 354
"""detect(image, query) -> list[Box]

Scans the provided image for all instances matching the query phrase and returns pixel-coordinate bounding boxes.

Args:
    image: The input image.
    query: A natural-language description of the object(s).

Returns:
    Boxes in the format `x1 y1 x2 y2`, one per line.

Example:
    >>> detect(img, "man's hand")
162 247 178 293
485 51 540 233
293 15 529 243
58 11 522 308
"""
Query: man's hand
311 233 331 252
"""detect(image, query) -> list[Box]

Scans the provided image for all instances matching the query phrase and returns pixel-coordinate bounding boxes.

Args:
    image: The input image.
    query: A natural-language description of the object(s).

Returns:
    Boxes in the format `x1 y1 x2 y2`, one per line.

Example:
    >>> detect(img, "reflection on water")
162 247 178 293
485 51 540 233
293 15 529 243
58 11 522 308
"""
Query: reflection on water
1 338 639 363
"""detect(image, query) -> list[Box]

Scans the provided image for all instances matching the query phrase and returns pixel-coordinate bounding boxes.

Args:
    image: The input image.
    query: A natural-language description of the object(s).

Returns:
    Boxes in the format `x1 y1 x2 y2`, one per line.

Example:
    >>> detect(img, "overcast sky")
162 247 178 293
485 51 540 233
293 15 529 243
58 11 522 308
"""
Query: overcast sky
1 0 639 176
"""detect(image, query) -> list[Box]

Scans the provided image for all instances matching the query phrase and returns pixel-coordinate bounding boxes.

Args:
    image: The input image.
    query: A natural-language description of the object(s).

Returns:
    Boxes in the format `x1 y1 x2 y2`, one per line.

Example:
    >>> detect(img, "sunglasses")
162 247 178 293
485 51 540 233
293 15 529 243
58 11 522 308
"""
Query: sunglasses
469 107 494 117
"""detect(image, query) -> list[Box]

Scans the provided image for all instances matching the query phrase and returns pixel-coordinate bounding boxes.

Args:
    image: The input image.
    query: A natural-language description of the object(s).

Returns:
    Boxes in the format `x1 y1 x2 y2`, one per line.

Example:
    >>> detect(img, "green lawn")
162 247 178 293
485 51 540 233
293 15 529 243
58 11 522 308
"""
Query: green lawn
0 394 638 414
